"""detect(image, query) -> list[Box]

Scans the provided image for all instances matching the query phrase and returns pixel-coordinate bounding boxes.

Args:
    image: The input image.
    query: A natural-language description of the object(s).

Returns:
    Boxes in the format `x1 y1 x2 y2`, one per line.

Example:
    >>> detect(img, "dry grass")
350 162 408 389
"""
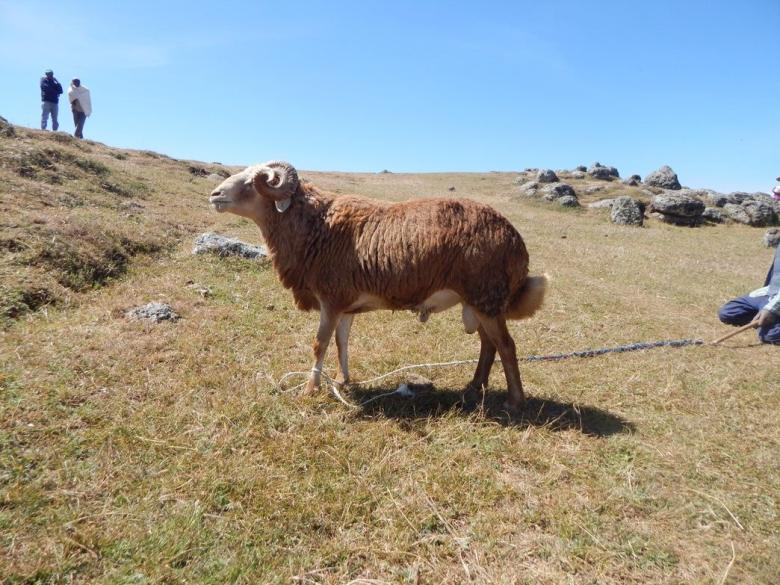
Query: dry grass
1 128 778 584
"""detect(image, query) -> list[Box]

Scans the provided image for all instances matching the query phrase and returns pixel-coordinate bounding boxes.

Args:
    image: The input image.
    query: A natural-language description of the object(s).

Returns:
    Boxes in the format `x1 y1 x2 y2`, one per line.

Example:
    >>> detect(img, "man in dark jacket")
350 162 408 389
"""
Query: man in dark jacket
40 69 63 131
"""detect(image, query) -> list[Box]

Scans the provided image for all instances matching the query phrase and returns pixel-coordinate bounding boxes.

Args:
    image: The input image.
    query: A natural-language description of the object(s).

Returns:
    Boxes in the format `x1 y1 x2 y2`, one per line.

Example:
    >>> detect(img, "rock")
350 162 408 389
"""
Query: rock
570 170 586 179
704 191 730 207
703 207 728 223
644 165 681 190
575 165 587 172
516 181 540 197
536 169 559 183
193 232 269 260
587 162 619 180
722 200 777 227
126 302 180 323
379 169 392 174
739 200 777 227
557 195 580 207
650 193 705 217
610 196 644 226
188 165 209 177
206 173 224 182
542 183 576 201
587 198 617 209
447 186 456 192
623 174 642 186
722 203 751 225
727 191 753 204
764 228 780 248
0 115 15 138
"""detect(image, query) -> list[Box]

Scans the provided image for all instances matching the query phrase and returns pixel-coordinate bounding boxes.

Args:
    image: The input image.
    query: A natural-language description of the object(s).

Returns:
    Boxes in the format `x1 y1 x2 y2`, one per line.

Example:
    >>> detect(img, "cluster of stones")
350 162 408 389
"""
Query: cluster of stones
515 169 581 208
517 162 778 229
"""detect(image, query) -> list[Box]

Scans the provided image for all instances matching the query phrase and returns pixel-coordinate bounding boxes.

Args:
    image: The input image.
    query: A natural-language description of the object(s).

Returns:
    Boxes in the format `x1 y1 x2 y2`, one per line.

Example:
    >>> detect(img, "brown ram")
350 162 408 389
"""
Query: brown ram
209 161 547 411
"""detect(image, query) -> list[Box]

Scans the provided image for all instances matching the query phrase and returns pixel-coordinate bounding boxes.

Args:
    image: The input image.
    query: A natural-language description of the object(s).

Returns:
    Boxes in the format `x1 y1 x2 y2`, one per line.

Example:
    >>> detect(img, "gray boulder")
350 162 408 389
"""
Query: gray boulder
727 192 753 204
703 207 728 223
126 302 180 323
588 162 619 180
542 183 576 201
193 232 269 260
610 196 644 226
570 170 586 179
623 174 642 186
536 169 559 183
516 181 540 197
650 193 705 217
644 166 682 190
722 203 751 225
557 195 580 207
722 200 777 227
739 200 777 227
575 165 587 172
764 228 780 248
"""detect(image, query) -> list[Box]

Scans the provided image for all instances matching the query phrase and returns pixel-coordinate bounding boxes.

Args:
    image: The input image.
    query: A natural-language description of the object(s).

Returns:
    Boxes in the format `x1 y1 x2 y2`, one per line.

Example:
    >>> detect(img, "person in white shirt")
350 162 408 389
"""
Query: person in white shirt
717 184 780 344
67 78 91 139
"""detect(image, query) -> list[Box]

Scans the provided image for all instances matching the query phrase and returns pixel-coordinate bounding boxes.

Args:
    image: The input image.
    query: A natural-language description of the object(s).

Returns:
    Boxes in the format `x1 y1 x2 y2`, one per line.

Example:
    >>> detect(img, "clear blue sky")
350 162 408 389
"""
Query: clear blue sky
1 0 778 192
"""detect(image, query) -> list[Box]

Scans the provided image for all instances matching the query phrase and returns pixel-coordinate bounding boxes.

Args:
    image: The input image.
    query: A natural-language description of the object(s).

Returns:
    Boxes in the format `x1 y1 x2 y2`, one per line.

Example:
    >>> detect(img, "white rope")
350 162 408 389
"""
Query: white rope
276 338 704 408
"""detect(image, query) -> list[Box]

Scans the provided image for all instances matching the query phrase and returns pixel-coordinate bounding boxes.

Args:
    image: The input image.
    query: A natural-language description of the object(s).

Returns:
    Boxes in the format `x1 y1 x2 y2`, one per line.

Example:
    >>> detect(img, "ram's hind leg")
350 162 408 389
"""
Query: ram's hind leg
305 307 341 395
335 314 354 386
475 314 525 412
466 325 496 401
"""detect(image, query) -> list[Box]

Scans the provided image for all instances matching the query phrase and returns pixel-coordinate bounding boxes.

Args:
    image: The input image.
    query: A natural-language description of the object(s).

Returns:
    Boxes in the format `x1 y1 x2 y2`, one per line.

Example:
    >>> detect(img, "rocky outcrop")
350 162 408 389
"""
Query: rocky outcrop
723 200 777 227
610 196 644 226
644 166 681 190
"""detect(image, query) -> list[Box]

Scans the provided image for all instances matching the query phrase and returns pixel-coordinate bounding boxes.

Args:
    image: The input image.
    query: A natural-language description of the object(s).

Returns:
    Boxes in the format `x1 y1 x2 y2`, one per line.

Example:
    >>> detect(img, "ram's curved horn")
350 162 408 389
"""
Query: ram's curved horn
252 160 299 201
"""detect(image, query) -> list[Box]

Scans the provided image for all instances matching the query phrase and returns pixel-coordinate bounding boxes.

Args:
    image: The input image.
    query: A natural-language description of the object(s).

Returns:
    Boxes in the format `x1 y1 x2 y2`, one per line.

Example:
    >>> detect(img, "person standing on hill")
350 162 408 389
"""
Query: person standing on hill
40 69 63 131
717 184 780 344
67 78 91 139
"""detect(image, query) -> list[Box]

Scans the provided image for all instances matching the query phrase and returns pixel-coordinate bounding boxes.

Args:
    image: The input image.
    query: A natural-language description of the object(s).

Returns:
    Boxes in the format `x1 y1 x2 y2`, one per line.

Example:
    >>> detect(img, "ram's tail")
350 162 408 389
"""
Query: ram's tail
506 274 549 320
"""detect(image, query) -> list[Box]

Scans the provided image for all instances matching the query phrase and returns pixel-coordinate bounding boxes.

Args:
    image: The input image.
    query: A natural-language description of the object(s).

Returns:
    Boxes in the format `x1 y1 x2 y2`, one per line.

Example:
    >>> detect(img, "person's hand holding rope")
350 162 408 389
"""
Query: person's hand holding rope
754 309 778 328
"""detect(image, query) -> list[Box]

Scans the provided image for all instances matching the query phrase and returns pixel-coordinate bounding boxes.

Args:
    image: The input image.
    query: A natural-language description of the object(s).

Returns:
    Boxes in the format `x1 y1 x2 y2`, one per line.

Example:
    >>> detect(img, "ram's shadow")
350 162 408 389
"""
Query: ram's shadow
350 385 634 437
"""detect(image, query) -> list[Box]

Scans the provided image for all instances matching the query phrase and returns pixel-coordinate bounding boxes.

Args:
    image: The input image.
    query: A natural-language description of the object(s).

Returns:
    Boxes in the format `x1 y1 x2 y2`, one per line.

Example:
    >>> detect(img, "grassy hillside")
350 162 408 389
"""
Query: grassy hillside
1 124 778 584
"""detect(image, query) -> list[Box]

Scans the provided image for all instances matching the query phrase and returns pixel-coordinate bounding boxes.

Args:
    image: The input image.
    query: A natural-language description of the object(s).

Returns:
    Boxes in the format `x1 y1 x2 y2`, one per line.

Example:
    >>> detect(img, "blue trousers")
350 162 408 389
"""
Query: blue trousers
718 294 780 343
41 101 58 130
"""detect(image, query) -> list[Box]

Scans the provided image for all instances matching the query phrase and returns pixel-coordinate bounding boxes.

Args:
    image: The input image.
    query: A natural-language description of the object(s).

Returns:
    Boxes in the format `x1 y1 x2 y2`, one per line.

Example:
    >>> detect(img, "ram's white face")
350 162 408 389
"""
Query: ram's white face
209 168 259 217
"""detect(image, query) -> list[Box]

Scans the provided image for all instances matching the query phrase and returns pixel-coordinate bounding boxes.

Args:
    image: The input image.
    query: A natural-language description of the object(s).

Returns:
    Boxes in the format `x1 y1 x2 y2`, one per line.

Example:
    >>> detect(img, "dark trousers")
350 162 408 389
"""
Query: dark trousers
72 110 86 139
718 294 780 343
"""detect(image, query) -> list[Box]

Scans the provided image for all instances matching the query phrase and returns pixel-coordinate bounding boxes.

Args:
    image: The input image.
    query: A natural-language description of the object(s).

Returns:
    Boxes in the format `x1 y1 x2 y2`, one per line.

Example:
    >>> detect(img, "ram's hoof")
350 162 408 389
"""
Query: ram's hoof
303 379 320 395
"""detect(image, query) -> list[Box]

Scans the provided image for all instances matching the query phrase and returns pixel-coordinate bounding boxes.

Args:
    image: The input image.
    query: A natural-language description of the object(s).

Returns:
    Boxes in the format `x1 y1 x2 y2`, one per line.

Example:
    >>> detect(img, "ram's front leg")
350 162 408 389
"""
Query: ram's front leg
304 307 340 395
